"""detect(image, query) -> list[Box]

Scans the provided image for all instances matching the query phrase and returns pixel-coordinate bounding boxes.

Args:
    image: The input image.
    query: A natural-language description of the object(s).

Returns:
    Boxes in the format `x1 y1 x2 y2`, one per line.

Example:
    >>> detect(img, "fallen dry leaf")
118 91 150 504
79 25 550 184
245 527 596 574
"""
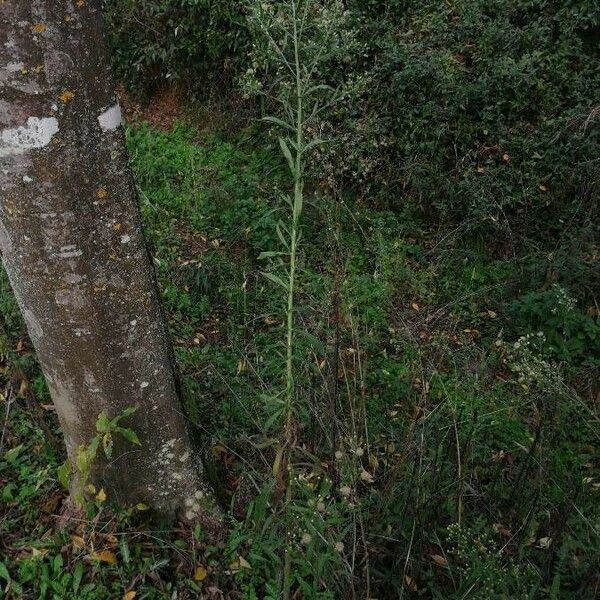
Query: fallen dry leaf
90 550 117 564
430 554 448 567
71 535 86 548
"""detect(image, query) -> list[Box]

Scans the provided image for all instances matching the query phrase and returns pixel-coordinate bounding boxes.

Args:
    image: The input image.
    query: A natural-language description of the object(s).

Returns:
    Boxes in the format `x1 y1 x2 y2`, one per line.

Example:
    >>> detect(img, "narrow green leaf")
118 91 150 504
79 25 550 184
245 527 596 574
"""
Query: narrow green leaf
4 443 23 462
305 84 333 95
120 406 138 418
73 562 84 594
279 137 295 175
262 115 294 132
95 411 110 433
276 221 290 248
264 408 284 430
302 138 325 154
258 251 287 260
261 271 288 290
119 537 131 565
117 427 141 446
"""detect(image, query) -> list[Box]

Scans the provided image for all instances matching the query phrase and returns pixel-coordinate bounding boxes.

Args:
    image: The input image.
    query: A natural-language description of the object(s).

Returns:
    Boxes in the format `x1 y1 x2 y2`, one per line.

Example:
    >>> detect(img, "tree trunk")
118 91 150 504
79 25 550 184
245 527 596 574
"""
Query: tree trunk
0 1 211 517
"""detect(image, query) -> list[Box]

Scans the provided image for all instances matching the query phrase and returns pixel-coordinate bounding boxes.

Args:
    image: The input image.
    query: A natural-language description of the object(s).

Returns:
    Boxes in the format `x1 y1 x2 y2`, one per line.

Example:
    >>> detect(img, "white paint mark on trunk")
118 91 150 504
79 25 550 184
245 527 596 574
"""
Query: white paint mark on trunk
97 103 122 132
0 117 59 157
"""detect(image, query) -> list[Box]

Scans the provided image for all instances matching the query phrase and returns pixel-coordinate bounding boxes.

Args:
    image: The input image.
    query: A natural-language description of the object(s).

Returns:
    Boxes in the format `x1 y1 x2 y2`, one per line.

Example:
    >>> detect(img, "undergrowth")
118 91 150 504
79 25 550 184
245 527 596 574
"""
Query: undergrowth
1 117 598 598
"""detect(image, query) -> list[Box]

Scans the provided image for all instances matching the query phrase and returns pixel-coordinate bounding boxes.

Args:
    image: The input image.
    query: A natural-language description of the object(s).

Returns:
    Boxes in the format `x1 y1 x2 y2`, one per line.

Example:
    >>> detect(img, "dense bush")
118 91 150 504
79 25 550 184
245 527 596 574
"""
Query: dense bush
103 0 250 96
320 0 600 227
106 0 599 266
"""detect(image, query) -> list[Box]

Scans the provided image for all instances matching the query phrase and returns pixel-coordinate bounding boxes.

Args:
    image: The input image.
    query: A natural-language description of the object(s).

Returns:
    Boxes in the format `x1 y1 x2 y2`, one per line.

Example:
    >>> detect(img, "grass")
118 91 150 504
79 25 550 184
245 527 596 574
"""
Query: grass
0 119 598 599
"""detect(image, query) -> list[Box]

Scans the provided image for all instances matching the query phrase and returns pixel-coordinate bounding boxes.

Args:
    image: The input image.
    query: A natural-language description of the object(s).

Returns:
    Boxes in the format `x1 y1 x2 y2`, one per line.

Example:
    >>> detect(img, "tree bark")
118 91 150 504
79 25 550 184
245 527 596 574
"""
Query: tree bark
0 1 211 517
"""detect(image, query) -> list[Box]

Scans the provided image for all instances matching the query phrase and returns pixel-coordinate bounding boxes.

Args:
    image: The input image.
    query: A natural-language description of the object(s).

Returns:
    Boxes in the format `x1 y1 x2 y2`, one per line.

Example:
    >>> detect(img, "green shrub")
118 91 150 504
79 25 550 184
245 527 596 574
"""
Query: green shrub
510 284 600 366
318 0 600 223
103 0 250 96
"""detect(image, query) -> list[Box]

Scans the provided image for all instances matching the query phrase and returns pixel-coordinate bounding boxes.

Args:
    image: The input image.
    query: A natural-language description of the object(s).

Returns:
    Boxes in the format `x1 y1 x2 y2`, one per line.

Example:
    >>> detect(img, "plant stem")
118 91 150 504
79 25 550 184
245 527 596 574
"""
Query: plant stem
283 3 303 598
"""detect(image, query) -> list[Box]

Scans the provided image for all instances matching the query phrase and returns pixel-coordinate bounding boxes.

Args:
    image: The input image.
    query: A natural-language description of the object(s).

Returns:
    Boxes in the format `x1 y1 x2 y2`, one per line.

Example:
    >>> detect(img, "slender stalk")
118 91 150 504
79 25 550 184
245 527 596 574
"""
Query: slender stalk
285 0 304 423
283 4 303 598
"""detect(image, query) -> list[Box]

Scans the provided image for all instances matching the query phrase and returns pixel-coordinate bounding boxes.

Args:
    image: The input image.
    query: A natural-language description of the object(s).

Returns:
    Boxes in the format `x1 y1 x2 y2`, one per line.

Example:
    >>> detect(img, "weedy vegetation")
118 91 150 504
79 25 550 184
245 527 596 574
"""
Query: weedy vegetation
1 0 598 598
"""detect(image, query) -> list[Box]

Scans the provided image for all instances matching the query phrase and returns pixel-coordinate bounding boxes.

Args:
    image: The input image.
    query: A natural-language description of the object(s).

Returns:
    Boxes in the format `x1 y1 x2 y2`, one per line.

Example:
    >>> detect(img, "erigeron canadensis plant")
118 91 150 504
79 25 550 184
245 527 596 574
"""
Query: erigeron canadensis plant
495 332 600 441
243 2 350 597
496 331 556 389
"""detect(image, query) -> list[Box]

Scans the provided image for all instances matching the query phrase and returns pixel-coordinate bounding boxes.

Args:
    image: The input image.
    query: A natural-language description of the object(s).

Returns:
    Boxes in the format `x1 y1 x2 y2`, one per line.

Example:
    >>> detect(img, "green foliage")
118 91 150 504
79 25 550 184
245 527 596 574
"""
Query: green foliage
442 522 537 598
4 0 600 590
103 0 250 96
510 284 600 365
322 0 600 216
2 116 598 598
60 407 141 506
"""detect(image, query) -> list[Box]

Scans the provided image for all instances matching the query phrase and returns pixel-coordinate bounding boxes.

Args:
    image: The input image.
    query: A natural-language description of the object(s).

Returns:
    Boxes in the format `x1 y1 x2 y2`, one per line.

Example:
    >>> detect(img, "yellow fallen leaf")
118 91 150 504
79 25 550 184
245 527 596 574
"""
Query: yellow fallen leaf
194 565 208 581
123 592 136 600
431 554 448 566
228 560 240 572
96 488 107 503
71 535 86 548
136 503 149 511
90 550 117 564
